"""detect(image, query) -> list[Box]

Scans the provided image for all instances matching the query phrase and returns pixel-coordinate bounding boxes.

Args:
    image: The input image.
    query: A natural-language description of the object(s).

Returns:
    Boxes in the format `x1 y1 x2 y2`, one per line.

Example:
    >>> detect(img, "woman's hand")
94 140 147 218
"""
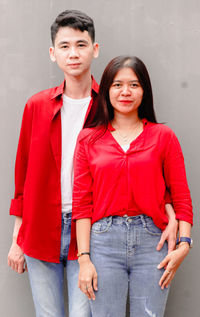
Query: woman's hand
78 255 98 300
157 243 190 289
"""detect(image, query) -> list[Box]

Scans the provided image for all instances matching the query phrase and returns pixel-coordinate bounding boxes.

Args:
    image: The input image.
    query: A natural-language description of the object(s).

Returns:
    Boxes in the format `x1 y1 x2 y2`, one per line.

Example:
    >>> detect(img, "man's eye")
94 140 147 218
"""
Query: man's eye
61 45 68 49
78 44 86 47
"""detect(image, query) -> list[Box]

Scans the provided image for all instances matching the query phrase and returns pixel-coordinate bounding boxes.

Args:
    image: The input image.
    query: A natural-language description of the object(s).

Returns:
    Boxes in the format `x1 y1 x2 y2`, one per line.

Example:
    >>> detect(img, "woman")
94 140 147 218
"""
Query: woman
72 56 193 317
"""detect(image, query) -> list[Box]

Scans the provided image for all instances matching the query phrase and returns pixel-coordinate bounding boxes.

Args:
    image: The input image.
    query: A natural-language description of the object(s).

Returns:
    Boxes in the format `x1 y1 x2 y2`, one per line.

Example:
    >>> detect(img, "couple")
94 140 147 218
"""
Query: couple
8 9 193 317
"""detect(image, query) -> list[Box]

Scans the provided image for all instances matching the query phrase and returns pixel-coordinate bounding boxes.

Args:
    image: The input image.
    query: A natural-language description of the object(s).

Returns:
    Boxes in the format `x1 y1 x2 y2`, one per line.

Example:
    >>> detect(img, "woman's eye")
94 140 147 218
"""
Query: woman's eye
113 83 121 88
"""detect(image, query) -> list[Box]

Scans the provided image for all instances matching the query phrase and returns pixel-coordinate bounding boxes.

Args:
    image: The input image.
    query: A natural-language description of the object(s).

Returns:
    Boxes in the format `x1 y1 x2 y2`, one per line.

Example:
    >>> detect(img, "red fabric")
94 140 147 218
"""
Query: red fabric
73 120 193 231
9 78 99 262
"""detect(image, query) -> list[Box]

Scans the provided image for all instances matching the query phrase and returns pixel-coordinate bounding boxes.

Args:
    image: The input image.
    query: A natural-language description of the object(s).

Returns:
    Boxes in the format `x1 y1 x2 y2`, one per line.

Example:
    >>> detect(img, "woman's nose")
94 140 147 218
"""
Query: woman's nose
121 86 131 95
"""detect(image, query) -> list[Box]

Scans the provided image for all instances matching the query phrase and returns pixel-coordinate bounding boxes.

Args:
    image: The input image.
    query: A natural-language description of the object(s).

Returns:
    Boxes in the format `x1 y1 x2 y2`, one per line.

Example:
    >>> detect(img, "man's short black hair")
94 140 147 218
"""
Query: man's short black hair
51 10 95 45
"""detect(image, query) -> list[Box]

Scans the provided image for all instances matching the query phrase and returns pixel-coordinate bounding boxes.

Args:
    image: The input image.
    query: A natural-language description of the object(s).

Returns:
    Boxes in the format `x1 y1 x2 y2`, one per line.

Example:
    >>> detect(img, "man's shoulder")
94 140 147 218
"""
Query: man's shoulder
27 85 61 105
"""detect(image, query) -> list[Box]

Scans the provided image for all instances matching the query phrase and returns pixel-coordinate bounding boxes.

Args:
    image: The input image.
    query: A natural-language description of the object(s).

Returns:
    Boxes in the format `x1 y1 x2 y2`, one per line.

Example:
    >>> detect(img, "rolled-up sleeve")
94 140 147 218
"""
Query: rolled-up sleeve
163 130 193 225
72 131 93 220
9 101 33 217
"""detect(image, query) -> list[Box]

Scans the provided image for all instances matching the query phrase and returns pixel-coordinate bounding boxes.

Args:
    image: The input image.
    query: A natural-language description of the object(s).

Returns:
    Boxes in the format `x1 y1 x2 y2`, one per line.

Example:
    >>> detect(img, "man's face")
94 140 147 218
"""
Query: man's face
49 27 99 78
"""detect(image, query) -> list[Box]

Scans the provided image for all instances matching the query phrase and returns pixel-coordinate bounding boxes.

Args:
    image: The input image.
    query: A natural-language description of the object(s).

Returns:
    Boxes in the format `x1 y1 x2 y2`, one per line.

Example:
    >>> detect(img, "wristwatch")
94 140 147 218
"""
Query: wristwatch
176 237 193 248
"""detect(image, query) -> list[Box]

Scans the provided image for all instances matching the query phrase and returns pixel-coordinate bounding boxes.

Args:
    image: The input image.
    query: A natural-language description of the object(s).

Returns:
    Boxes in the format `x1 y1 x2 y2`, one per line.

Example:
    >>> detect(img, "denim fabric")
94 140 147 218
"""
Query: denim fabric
90 215 169 317
25 213 91 317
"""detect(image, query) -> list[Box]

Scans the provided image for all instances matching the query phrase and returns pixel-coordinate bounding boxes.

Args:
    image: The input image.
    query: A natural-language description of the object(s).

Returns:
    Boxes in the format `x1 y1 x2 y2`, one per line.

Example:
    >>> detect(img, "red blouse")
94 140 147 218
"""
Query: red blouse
72 120 193 230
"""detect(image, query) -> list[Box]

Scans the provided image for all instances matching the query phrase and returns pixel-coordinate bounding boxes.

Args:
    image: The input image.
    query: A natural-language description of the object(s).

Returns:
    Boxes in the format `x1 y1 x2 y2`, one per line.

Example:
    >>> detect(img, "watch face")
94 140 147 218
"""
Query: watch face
190 239 193 248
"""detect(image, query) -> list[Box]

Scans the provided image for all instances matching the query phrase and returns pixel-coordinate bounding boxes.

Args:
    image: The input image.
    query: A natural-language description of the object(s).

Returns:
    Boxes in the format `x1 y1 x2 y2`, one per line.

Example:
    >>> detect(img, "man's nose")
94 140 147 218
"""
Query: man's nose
69 46 79 58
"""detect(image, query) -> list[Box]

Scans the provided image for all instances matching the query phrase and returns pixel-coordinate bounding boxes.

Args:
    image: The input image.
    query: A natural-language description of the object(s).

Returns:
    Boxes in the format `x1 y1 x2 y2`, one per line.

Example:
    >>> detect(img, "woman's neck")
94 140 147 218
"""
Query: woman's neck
112 112 141 131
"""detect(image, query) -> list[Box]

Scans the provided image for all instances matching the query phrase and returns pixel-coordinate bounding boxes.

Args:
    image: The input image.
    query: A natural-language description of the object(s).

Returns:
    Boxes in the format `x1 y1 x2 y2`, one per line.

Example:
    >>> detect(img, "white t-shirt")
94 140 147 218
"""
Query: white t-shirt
61 94 91 212
120 144 130 152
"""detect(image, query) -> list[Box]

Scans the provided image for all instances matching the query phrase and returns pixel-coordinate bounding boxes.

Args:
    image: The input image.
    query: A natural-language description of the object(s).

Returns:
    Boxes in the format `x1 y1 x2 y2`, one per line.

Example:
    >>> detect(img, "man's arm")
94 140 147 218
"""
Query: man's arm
8 101 33 273
156 203 178 253
7 216 27 274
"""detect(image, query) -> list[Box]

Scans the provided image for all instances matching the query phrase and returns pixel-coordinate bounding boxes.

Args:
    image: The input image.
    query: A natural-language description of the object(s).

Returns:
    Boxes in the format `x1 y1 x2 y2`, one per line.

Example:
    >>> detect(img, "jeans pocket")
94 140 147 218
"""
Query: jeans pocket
143 216 162 236
91 217 112 234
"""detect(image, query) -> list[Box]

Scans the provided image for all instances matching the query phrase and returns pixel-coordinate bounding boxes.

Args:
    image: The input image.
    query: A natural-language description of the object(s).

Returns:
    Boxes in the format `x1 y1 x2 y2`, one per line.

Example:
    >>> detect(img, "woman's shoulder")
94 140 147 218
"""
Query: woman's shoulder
147 121 176 138
77 126 106 144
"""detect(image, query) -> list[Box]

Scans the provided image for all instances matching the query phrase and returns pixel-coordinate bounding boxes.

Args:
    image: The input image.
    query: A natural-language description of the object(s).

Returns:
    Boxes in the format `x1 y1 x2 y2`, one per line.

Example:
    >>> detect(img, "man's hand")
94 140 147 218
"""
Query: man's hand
157 204 178 253
7 241 27 274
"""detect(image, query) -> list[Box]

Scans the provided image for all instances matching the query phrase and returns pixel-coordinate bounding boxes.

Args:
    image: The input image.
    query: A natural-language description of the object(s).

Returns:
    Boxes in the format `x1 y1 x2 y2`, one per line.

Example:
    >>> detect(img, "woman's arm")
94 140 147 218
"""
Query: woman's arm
73 131 98 300
76 218 98 300
157 129 193 288
157 220 191 289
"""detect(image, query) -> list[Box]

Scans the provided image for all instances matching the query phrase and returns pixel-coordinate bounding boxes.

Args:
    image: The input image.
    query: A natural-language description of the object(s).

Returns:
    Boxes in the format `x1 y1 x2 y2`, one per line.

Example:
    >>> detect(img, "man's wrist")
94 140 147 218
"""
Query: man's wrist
12 236 18 243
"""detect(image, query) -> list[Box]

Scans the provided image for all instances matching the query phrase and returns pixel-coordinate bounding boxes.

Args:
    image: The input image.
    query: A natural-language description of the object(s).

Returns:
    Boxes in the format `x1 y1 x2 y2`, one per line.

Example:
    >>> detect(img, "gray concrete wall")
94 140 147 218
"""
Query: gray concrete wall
1 0 199 316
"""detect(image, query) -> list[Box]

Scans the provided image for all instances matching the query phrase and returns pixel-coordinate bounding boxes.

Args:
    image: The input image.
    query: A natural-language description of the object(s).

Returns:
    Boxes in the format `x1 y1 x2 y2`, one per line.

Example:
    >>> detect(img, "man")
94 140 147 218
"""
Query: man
8 10 98 317
8 9 177 317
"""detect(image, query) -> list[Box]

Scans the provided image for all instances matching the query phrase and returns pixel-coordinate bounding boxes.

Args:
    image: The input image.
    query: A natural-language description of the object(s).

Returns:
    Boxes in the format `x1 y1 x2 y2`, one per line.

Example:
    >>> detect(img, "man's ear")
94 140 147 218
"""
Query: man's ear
49 47 56 62
93 42 99 59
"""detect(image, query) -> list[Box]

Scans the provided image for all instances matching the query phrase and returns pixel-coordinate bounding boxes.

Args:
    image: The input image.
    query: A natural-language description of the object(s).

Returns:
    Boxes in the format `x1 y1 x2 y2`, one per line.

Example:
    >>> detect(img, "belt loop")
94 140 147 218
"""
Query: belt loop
108 215 113 225
140 215 146 228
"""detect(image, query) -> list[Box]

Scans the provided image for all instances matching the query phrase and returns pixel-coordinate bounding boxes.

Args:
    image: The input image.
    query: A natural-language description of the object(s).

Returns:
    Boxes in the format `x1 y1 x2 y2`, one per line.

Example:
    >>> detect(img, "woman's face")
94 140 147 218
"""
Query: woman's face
109 67 143 117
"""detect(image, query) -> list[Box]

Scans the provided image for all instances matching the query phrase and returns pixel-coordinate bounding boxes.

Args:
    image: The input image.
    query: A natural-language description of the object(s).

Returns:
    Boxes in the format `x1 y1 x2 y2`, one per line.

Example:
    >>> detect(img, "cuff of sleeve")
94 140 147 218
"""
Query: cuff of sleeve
9 198 23 216
176 214 193 226
164 191 172 204
72 212 93 221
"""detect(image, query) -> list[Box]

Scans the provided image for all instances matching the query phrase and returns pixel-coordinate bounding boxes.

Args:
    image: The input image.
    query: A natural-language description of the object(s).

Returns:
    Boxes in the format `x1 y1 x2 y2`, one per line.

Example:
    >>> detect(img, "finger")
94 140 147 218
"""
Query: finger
7 256 11 267
159 269 171 288
25 263 28 272
17 260 25 274
14 261 19 273
80 282 92 299
87 284 96 301
160 270 174 289
93 274 98 291
165 272 175 288
157 255 169 270
156 235 165 251
167 238 176 254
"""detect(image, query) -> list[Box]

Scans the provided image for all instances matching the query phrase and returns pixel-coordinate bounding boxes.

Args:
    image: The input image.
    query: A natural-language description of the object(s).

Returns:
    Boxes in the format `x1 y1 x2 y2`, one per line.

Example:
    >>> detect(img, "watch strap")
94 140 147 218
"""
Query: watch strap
176 237 193 247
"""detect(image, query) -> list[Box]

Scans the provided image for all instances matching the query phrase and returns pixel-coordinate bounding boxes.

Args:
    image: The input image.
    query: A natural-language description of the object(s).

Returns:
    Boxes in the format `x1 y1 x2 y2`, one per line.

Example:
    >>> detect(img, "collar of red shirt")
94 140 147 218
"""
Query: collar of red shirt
50 75 99 100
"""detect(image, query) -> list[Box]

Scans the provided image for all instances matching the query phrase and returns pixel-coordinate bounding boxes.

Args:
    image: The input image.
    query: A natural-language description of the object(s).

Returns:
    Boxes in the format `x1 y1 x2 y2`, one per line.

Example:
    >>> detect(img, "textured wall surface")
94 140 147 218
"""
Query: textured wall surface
1 0 200 316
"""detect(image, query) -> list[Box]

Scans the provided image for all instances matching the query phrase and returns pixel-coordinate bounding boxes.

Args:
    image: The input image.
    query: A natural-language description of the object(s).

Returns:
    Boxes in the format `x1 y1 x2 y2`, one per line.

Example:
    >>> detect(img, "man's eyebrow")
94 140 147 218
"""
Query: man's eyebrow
57 39 89 45
57 41 69 45
76 39 89 44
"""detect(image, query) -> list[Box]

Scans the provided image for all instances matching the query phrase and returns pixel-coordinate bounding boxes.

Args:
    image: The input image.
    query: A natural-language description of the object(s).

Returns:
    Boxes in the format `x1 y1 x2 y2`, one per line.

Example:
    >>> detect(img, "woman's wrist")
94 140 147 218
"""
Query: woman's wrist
177 242 190 254
78 254 91 264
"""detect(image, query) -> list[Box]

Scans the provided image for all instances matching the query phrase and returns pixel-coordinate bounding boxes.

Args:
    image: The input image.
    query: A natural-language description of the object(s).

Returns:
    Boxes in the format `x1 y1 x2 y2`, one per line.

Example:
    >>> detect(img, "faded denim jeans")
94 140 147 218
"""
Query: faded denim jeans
25 212 91 317
90 215 169 317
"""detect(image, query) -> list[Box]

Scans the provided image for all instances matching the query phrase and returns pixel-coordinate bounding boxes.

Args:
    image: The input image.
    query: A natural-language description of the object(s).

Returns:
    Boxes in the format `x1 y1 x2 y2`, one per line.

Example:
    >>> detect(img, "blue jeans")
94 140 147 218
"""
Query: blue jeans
90 215 169 317
25 213 91 317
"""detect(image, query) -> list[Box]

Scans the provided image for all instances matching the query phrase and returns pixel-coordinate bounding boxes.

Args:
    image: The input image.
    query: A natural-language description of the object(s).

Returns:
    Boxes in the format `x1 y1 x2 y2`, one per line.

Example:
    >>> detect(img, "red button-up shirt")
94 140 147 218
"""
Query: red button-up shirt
10 77 99 262
72 120 193 231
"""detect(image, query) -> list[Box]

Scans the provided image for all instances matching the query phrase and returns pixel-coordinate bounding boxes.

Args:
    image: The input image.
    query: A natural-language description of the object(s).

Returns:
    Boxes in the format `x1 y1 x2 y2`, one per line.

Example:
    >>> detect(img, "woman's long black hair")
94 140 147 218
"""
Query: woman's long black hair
86 56 157 128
